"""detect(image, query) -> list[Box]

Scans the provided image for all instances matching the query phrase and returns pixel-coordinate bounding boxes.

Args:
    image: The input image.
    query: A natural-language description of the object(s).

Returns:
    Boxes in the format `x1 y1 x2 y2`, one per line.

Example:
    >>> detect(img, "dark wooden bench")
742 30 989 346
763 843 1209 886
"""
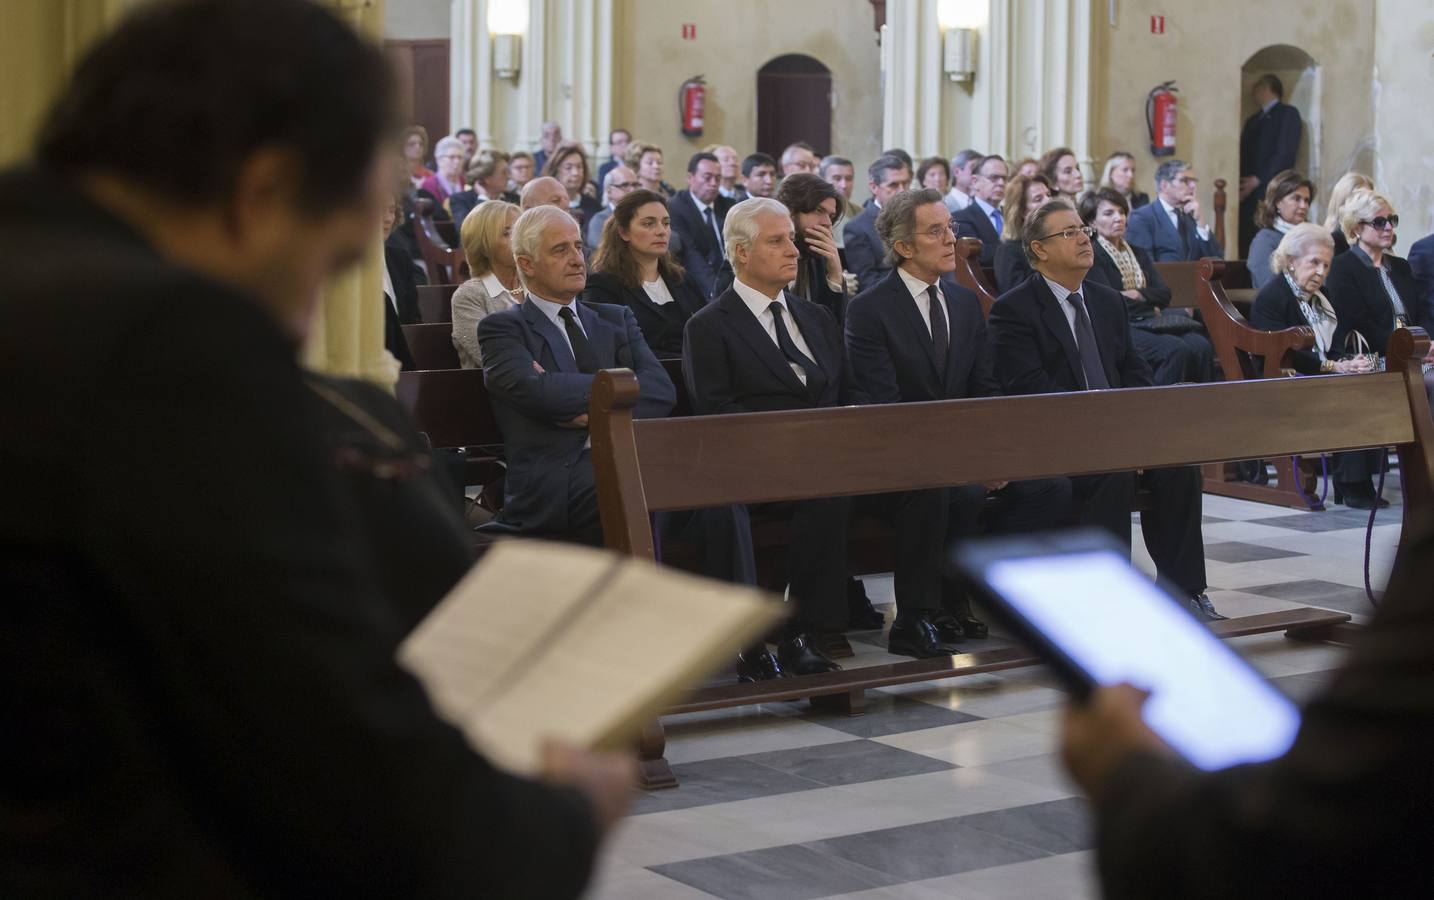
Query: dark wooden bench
401 323 461 371
590 328 1434 788
414 213 469 285
416 283 459 324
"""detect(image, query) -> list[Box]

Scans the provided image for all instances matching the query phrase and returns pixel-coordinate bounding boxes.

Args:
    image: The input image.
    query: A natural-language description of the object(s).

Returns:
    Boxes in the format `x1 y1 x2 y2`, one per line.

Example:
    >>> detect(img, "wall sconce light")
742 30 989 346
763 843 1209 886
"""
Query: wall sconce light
488 1 527 81
493 33 521 80
942 28 974 82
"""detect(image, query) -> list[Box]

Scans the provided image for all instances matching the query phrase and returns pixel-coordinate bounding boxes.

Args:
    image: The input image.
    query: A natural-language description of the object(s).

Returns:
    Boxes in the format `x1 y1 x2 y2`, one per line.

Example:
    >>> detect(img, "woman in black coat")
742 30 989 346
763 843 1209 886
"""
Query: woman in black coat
584 189 706 358
1324 190 1429 356
1079 188 1214 384
1250 223 1385 508
992 173 1053 293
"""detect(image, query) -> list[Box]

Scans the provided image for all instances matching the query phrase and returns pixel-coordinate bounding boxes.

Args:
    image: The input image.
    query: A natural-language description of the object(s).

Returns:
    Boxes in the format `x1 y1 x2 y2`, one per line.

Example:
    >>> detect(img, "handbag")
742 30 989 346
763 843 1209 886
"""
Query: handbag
1137 308 1207 337
1343 330 1385 372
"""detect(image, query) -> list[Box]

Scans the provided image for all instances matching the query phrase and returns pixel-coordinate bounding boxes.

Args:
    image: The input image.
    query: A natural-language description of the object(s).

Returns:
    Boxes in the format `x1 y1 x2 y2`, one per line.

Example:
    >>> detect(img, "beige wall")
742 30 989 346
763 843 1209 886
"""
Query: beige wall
611 0 884 186
1091 0 1377 244
384 0 449 40
1371 0 1434 237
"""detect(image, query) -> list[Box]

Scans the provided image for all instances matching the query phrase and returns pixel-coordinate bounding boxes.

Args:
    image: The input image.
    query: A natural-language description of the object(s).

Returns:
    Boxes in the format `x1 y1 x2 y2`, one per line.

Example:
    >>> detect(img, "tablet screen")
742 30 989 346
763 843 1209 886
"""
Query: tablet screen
984 549 1301 771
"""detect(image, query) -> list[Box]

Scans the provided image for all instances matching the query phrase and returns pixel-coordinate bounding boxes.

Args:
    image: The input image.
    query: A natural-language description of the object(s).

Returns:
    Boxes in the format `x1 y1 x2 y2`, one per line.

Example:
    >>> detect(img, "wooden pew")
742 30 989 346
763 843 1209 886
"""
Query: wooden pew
395 368 505 507
589 328 1434 788
401 323 461 371
951 237 996 315
414 213 469 285
1192 258 1328 509
416 283 459 324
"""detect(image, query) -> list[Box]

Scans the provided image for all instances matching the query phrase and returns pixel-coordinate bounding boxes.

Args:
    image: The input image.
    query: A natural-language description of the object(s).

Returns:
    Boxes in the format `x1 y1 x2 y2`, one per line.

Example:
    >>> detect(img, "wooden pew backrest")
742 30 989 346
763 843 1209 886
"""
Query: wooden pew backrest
396 368 503 452
402 323 462 371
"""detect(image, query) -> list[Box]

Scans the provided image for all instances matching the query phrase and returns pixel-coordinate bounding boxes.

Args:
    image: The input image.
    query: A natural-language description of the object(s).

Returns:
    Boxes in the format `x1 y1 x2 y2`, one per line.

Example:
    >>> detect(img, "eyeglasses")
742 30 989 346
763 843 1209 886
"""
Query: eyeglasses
1036 225 1095 242
1362 215 1399 231
1176 176 1199 186
612 181 641 190
918 223 957 240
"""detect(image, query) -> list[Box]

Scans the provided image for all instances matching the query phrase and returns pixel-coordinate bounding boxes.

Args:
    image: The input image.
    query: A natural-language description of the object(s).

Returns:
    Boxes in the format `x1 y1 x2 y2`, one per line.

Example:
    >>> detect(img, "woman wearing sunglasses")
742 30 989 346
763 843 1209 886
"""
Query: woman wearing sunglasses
1326 190 1428 357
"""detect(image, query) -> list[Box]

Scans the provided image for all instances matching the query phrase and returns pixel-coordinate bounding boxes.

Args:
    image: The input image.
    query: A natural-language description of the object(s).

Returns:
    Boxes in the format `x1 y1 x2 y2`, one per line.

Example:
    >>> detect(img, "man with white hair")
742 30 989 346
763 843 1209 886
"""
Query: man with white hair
520 175 569 212
480 208 754 594
585 164 640 249
780 142 819 177
683 199 948 678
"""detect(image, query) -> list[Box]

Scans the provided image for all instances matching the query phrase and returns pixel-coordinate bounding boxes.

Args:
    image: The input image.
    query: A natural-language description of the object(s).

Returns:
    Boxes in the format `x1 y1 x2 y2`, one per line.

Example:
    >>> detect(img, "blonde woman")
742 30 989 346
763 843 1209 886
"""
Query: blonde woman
1322 172 1373 255
450 201 523 368
1099 151 1149 210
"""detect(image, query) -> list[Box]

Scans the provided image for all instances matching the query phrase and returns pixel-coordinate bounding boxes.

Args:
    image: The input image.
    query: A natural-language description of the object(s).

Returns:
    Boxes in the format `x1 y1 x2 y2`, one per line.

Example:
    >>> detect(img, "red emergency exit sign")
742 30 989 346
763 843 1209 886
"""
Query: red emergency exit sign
682 23 696 40
1150 15 1165 34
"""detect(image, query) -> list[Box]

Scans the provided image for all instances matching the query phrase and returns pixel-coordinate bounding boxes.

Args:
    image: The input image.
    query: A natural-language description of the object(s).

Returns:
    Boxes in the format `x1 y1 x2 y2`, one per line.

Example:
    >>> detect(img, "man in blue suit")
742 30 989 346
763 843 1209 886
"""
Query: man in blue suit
843 153 912 293
1126 160 1223 262
950 153 1009 265
846 189 1072 646
1238 74 1302 256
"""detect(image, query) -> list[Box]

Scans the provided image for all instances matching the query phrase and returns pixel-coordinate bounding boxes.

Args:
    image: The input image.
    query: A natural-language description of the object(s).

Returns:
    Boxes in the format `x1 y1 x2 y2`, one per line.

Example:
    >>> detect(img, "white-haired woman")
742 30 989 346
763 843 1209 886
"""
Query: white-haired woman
1322 172 1373 256
450 200 523 368
1251 223 1386 508
418 136 467 210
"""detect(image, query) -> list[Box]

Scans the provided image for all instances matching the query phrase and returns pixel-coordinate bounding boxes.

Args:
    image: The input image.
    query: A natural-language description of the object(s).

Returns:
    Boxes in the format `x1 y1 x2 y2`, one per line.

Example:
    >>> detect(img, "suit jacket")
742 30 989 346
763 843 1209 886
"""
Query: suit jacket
1324 247 1427 355
585 206 612 250
1084 240 1172 320
987 273 1153 395
1249 273 1332 376
843 202 889 293
951 201 1002 266
1239 101 1302 189
448 189 480 231
383 240 422 325
596 157 619 187
1095 514 1434 900
582 269 706 357
683 286 864 414
1126 200 1224 262
844 268 1001 404
994 239 1033 294
1 167 598 898
479 299 674 533
669 189 733 299
1407 233 1434 319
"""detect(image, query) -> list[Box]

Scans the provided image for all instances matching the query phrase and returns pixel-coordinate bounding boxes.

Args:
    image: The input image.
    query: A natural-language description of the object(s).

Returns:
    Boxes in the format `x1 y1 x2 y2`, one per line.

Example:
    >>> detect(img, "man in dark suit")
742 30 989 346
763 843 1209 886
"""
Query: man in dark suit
1411 232 1434 327
1238 74 1302 256
1126 160 1223 262
1064 514 1434 899
738 152 778 201
951 153 1009 265
846 189 1073 646
532 120 561 174
595 127 629 187
684 197 949 667
843 154 912 293
1 3 630 896
987 200 1218 620
669 151 734 299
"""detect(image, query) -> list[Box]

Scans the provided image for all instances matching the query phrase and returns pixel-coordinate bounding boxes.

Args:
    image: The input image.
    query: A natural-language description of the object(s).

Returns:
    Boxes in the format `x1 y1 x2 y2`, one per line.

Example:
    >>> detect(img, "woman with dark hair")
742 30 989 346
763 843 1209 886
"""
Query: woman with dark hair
1247 170 1315 290
775 172 848 324
541 142 603 228
1080 188 1214 384
585 190 706 357
916 156 951 195
993 173 1053 292
1040 146 1085 203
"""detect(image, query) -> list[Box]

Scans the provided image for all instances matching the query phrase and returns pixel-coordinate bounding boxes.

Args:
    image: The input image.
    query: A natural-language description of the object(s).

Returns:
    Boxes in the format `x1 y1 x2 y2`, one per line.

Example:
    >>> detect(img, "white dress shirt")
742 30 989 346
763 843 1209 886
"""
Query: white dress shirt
897 266 938 335
382 258 397 314
732 278 815 385
642 277 676 306
480 272 524 309
945 186 972 213
973 196 1001 232
1159 196 1210 242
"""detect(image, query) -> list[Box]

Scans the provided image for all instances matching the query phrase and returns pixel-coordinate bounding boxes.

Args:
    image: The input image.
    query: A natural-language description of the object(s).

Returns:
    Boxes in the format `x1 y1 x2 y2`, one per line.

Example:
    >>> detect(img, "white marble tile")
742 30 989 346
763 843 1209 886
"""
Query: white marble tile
1201 519 1323 542
661 712 860 765
873 717 1058 767
1201 494 1308 520
967 753 1081 793
1204 589 1309 618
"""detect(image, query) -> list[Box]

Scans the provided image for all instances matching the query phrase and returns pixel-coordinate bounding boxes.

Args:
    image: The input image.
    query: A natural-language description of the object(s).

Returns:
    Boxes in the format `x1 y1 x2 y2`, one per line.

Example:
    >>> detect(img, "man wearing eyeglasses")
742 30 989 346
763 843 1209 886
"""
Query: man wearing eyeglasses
585 165 641 250
1125 160 1223 262
987 200 1218 621
950 154 1009 265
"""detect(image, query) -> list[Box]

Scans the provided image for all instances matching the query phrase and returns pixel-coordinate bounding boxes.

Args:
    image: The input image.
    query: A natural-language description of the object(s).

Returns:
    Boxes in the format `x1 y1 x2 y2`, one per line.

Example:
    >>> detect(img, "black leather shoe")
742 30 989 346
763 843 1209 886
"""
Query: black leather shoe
929 610 970 645
888 614 963 659
1188 593 1227 622
1336 481 1389 510
937 609 988 640
735 648 785 682
776 634 842 676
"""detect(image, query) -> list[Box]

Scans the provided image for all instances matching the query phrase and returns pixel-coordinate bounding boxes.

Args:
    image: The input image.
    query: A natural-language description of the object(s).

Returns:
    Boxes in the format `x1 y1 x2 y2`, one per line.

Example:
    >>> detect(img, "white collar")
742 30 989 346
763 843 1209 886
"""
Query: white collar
526 292 577 324
1158 197 1180 218
481 271 521 300
1041 275 1081 304
897 266 939 302
1274 217 1296 234
732 277 785 319
691 193 714 215
1262 97 1279 114
973 196 997 216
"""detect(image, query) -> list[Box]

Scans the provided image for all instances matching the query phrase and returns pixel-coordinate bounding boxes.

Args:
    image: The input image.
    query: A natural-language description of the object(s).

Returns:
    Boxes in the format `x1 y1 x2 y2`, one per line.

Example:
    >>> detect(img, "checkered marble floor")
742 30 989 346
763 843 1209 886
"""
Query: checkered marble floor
583 473 1404 900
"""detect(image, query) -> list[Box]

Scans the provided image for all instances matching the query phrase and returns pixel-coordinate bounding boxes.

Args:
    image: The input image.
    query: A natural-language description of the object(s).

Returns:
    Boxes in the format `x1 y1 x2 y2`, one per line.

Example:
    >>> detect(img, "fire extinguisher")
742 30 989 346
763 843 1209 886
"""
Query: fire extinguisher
679 76 706 138
1146 81 1178 157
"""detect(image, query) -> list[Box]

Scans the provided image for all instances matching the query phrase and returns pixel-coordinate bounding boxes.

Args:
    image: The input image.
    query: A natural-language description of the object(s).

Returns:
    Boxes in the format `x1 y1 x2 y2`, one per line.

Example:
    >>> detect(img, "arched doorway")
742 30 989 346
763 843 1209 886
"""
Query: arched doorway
756 54 832 160
1238 45 1320 254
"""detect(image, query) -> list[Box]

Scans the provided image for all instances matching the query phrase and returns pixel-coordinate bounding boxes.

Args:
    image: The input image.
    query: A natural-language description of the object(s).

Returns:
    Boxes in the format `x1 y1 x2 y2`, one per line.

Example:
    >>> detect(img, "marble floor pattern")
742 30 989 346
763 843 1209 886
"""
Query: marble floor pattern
583 474 1404 899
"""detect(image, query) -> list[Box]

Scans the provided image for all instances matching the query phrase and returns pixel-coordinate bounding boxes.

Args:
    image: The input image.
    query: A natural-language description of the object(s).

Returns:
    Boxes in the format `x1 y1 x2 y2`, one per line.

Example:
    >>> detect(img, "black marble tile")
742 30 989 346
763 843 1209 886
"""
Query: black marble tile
632 756 827 815
741 739 956 787
808 815 1051 882
957 797 1094 854
1202 515 1231 524
1241 579 1375 615
652 844 895 900
1202 541 1307 563
805 691 984 739
1255 509 1393 533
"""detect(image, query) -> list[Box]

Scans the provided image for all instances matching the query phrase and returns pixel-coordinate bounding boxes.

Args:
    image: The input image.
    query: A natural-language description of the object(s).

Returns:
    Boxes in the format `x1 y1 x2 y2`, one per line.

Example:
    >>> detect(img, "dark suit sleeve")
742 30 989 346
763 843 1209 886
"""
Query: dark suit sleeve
1095 521 1434 900
1250 285 1321 375
682 313 748 414
994 241 1031 294
843 218 881 293
823 306 869 407
987 296 1060 396
613 305 676 418
87 301 598 899
581 273 623 307
844 295 903 405
1123 208 1157 259
1324 257 1385 353
1113 302 1154 388
969 311 1003 398
1409 237 1434 322
478 311 593 422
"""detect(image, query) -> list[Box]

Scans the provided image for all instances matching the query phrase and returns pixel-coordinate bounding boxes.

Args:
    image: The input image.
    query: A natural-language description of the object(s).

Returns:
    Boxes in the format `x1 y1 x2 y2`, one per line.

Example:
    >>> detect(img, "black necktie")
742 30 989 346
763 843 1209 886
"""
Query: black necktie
704 205 725 258
558 307 600 374
1066 293 1109 390
768 300 823 394
1176 210 1193 257
926 285 948 378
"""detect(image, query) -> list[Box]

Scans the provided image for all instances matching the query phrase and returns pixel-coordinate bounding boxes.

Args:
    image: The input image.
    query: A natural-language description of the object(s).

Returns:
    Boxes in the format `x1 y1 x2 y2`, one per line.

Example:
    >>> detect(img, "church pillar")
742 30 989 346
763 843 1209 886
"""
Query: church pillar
880 0 947 160
306 0 400 388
